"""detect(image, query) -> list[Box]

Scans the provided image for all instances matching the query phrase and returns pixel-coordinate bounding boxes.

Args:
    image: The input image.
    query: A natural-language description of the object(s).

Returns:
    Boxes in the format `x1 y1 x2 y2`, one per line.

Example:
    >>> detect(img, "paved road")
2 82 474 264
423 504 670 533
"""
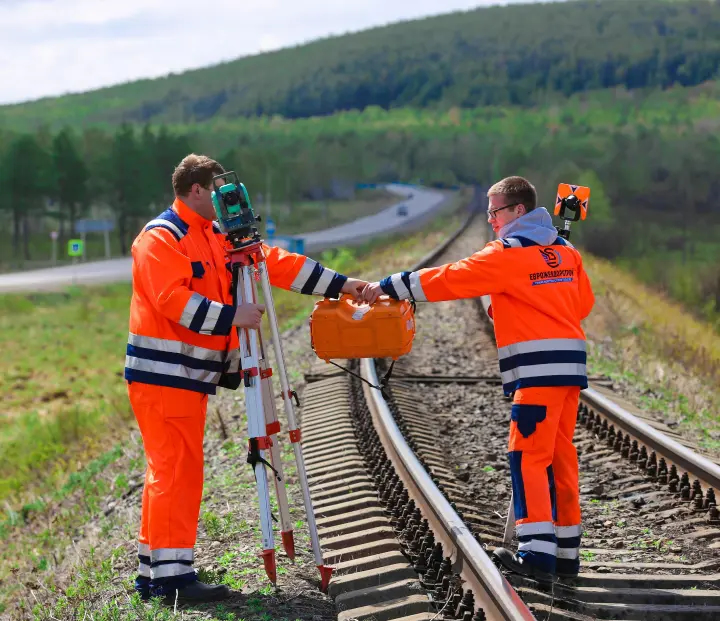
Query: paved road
0 258 134 294
302 184 448 252
0 185 450 294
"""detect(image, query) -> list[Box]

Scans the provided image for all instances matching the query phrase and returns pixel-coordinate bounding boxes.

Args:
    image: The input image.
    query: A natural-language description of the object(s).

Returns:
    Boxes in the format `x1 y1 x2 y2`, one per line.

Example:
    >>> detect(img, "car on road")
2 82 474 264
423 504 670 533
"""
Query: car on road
397 204 408 216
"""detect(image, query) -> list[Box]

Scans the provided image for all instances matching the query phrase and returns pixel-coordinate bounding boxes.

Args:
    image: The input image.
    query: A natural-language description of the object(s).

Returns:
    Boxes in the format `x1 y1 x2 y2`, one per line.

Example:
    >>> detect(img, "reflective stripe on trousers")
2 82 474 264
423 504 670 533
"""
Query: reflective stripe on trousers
509 386 582 573
150 548 195 579
498 338 587 394
129 382 207 584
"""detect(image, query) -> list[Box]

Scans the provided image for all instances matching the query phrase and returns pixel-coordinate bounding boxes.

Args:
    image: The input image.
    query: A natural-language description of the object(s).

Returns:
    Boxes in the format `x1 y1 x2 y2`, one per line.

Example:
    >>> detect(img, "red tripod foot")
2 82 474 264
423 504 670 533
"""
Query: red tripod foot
318 565 334 593
259 549 277 584
281 530 296 561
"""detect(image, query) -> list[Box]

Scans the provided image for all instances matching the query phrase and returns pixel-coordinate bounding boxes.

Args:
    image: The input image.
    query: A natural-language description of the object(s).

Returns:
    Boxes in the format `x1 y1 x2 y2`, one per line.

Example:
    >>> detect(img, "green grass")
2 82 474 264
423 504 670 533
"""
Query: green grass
584 252 720 454
613 227 720 330
0 283 133 506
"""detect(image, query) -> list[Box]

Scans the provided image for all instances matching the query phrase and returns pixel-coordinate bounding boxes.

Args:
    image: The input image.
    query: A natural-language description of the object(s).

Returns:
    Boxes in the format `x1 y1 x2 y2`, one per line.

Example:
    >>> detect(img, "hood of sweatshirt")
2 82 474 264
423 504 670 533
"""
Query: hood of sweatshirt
498 207 558 246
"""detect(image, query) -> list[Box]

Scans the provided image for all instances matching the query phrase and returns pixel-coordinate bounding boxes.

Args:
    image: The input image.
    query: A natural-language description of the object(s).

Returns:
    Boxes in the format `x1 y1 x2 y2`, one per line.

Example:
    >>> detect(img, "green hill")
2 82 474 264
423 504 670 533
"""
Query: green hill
2 0 720 130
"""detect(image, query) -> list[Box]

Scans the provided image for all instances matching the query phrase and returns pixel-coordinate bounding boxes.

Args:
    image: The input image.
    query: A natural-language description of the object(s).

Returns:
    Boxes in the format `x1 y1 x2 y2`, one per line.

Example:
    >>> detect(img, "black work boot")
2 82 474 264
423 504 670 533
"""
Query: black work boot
162 580 231 604
493 547 555 582
135 575 151 601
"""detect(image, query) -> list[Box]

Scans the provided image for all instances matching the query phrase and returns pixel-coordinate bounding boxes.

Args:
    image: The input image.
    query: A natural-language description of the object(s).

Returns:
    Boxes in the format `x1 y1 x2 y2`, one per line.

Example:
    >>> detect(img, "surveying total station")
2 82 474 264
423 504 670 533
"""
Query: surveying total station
211 172 333 591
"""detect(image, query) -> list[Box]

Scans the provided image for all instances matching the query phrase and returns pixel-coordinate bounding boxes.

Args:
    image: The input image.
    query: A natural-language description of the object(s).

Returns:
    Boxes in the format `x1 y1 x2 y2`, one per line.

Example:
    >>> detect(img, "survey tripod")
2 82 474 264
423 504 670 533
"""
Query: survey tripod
212 172 333 591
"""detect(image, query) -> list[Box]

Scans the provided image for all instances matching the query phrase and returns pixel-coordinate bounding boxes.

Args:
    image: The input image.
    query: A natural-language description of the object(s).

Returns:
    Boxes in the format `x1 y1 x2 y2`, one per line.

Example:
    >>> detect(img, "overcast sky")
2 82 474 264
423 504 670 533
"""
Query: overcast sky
0 0 548 106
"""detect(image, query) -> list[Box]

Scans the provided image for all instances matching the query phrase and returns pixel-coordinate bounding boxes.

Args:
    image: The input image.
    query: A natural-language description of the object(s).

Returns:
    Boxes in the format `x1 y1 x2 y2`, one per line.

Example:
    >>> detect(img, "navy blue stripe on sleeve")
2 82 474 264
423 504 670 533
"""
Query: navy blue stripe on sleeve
300 263 324 295
325 273 347 299
400 272 414 299
380 276 398 299
212 304 236 336
188 297 211 333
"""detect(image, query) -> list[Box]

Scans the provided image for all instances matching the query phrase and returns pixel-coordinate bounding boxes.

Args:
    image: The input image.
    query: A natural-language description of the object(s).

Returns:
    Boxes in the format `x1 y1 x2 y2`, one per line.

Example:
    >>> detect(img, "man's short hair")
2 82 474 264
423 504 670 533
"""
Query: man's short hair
487 176 537 212
172 154 225 196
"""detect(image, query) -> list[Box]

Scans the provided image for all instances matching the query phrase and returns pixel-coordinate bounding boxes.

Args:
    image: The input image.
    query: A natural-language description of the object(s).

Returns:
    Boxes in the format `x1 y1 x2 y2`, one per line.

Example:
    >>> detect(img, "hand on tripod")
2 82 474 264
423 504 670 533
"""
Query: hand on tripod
232 303 266 329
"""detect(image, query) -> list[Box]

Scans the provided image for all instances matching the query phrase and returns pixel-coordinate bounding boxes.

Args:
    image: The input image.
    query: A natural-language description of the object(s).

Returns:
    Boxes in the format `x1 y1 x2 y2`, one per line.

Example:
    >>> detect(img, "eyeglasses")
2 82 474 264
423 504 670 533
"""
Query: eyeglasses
487 203 519 219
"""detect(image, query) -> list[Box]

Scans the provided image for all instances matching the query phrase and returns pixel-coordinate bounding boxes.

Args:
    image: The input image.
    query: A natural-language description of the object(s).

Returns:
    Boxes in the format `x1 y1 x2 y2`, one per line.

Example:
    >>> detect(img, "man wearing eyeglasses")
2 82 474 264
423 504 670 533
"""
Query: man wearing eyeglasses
360 176 594 582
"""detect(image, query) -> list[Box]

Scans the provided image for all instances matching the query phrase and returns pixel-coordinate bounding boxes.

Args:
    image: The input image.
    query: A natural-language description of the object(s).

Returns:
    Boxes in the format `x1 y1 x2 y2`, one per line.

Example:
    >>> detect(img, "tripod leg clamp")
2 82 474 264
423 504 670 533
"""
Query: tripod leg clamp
247 437 279 476
243 367 259 387
289 429 302 443
286 389 300 407
266 421 281 436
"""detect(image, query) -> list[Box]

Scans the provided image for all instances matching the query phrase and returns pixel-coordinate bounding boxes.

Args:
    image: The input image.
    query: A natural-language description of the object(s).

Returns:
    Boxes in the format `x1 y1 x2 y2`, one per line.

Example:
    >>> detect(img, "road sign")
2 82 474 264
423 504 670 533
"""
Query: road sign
266 218 276 237
68 239 84 257
75 219 114 234
271 235 304 254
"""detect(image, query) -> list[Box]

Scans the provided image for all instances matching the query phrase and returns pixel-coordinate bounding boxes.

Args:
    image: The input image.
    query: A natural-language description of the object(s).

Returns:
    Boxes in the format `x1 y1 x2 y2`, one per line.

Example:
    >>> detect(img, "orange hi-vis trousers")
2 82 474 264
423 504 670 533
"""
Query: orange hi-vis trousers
128 382 207 588
508 386 582 575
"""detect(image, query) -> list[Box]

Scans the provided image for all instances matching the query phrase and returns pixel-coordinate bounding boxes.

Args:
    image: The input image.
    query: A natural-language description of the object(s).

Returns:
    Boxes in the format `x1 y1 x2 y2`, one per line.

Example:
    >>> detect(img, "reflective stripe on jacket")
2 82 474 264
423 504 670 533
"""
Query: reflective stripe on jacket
126 198 347 394
379 233 594 395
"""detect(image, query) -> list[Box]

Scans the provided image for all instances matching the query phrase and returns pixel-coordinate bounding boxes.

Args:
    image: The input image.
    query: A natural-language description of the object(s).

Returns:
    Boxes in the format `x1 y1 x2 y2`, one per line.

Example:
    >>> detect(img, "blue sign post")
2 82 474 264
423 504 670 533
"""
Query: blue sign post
266 218 276 239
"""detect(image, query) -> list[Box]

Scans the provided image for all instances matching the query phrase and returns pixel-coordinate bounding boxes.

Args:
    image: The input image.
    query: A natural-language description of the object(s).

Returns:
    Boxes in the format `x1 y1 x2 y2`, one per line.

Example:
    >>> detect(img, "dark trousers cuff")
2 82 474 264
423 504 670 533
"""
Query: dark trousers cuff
150 570 198 596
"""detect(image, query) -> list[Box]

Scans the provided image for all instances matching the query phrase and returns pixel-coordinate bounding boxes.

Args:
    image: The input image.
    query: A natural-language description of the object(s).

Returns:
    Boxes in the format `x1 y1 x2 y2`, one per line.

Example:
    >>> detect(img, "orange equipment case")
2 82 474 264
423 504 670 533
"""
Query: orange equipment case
309 295 416 362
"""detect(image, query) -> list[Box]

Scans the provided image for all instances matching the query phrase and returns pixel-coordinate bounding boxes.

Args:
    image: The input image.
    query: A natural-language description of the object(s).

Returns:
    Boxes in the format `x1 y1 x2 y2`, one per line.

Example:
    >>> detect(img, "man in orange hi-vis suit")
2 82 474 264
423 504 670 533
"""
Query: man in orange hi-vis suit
361 176 594 581
126 154 367 603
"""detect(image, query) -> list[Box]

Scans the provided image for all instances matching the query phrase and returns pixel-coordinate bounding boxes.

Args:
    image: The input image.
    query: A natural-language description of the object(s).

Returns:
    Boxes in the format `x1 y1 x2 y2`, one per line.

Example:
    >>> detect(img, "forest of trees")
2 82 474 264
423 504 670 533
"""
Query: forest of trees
1 81 718 325
1 0 720 130
0 126 191 258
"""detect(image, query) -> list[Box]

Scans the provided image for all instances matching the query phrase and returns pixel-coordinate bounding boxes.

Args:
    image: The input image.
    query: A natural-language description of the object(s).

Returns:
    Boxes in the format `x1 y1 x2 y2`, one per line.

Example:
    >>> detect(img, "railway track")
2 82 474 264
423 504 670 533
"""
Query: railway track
298 207 720 620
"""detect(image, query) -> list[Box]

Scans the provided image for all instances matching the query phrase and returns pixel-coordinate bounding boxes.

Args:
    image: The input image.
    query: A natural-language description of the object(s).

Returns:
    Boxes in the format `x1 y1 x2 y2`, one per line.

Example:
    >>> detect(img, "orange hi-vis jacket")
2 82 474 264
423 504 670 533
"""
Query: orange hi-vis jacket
379 208 595 395
125 198 348 394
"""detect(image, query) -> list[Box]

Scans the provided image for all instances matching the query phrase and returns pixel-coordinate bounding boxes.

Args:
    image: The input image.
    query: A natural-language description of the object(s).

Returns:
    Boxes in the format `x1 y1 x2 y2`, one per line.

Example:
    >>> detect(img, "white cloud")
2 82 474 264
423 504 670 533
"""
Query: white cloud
0 0 542 105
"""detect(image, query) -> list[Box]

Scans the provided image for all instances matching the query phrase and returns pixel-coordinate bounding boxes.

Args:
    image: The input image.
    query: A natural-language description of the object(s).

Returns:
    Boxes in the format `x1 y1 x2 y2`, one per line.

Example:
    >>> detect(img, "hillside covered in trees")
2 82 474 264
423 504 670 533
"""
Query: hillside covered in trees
1 0 720 129
0 0 718 324
2 83 719 325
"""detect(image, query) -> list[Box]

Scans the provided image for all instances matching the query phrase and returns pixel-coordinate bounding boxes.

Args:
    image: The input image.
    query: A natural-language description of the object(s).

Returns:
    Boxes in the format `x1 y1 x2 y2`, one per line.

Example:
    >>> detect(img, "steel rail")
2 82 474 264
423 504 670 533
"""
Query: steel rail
581 387 720 492
357 195 535 620
361 358 536 621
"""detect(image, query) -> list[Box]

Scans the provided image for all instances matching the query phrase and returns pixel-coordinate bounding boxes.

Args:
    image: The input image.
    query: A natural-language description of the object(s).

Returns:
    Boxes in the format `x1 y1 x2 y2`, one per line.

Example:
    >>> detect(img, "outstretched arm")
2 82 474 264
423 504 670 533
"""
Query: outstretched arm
361 242 507 304
263 243 366 298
